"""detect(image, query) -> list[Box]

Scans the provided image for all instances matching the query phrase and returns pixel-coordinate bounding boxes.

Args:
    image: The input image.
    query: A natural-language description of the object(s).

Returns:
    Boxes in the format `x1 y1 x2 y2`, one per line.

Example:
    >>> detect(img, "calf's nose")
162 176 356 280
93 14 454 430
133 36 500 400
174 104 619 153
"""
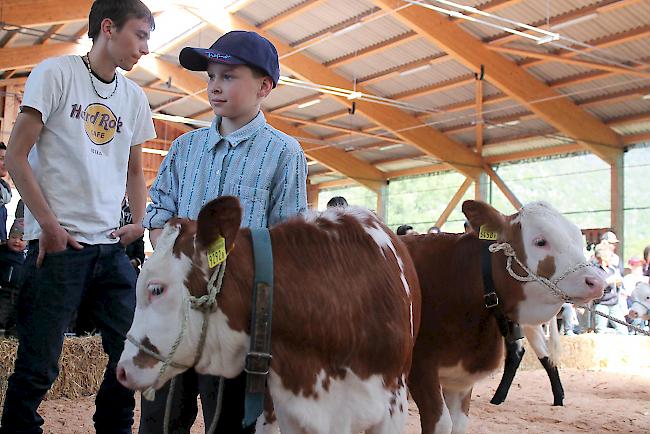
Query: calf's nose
116 365 128 387
585 275 605 298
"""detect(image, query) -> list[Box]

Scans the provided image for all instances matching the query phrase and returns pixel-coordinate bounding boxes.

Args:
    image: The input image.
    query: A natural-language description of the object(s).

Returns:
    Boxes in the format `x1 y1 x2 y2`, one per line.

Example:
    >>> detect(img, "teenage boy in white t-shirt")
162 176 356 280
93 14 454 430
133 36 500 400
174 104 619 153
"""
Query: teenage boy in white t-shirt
0 1 156 433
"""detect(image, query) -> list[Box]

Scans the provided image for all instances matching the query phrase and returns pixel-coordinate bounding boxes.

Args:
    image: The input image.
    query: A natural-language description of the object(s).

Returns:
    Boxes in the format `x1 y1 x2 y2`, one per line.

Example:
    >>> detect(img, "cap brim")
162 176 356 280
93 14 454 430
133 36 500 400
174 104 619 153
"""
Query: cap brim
179 47 246 71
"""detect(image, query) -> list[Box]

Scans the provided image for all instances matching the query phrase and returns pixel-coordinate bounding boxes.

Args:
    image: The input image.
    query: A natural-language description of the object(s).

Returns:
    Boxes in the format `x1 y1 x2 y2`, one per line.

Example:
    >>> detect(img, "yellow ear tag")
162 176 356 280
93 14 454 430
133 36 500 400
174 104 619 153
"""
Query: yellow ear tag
478 225 498 240
207 236 227 268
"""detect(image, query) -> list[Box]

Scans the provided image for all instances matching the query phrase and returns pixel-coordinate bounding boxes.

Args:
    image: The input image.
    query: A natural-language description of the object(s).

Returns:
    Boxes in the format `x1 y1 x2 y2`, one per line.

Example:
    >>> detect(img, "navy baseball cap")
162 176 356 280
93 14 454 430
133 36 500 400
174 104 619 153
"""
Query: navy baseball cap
179 30 280 88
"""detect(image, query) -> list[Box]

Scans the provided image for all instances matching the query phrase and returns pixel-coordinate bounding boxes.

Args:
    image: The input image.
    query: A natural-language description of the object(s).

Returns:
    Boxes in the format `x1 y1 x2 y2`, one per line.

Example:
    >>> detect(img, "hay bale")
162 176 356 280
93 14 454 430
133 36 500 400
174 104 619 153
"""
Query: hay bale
0 335 108 415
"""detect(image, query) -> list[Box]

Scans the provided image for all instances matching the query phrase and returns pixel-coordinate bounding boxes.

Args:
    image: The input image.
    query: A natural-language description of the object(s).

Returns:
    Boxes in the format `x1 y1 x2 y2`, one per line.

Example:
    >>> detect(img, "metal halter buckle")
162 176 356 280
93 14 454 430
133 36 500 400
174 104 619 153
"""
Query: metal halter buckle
484 292 499 308
245 351 273 375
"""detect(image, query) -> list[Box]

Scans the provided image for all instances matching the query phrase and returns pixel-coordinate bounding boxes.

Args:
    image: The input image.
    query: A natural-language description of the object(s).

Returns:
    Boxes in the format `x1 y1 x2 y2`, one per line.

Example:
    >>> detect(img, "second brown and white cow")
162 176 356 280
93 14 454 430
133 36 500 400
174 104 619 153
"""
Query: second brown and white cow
403 200 605 434
117 196 420 434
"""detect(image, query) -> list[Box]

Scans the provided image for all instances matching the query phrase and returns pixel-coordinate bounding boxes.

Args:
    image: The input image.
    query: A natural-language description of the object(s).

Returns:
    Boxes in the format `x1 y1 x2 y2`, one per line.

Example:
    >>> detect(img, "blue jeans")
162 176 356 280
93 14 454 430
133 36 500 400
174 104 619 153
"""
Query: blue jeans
0 242 137 434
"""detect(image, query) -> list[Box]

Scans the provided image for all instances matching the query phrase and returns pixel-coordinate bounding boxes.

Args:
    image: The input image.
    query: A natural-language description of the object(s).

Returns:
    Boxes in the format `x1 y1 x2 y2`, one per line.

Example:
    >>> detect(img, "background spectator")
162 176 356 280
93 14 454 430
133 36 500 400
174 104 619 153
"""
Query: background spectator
0 219 27 335
0 142 11 241
643 245 650 277
396 225 417 235
600 231 622 272
428 226 441 234
593 243 627 334
327 196 348 208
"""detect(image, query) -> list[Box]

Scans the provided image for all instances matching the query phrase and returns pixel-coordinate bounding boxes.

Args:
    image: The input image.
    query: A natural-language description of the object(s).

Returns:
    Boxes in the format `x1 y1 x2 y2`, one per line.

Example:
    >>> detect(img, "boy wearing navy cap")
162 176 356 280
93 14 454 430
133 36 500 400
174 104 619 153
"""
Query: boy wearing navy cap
140 30 307 433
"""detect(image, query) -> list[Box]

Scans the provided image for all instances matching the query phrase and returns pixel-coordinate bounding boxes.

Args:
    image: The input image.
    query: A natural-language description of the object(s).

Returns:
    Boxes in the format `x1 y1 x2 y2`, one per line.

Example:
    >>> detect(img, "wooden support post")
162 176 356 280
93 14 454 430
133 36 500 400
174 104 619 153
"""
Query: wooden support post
610 151 624 258
1 85 19 143
377 185 389 221
436 177 473 228
483 165 522 211
307 181 320 210
474 76 488 201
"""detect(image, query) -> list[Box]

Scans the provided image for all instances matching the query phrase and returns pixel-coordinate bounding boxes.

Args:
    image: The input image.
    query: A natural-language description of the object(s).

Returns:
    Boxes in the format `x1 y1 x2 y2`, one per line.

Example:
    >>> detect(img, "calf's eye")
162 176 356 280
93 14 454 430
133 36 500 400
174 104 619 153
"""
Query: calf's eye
534 238 547 247
148 283 165 296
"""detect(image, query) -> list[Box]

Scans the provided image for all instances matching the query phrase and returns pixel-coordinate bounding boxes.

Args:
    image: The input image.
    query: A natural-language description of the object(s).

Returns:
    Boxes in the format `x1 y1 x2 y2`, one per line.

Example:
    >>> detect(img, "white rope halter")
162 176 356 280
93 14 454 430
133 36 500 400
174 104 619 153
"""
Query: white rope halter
488 242 650 337
488 242 593 303
126 256 227 401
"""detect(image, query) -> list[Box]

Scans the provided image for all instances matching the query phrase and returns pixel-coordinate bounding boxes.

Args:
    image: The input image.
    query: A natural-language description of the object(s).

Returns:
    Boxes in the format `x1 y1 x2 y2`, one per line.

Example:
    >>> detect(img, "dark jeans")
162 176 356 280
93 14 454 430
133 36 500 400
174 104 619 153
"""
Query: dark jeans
0 242 137 434
139 370 254 434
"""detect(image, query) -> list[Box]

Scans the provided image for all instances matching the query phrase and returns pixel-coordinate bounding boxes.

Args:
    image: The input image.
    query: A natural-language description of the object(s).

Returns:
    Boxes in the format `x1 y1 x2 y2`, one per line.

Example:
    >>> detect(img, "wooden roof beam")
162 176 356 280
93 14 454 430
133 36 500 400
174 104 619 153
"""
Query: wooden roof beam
2 0 93 27
135 57 387 191
258 0 327 30
189 9 484 178
269 113 404 144
375 0 623 163
0 42 83 70
488 46 650 79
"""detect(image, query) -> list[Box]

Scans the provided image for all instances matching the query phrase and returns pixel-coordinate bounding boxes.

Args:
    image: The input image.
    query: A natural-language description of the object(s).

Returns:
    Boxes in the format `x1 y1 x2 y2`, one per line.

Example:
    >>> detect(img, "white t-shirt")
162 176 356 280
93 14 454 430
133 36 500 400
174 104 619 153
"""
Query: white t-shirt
22 55 156 244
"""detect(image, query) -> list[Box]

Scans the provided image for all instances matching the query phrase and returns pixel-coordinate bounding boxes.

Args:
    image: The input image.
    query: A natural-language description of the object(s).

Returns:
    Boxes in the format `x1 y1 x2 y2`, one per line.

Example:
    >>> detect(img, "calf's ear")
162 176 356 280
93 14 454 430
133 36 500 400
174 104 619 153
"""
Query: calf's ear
462 200 506 235
196 196 242 252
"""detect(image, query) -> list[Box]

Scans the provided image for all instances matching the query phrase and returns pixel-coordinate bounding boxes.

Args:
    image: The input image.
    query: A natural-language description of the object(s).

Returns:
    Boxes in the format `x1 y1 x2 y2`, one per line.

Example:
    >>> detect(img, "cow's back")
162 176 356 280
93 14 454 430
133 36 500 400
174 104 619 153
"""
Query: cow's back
265 210 420 395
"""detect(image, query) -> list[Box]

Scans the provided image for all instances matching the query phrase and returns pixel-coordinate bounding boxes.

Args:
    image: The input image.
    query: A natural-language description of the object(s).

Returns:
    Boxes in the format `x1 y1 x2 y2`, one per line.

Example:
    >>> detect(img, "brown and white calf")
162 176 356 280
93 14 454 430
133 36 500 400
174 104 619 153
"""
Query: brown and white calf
117 196 421 434
403 200 605 434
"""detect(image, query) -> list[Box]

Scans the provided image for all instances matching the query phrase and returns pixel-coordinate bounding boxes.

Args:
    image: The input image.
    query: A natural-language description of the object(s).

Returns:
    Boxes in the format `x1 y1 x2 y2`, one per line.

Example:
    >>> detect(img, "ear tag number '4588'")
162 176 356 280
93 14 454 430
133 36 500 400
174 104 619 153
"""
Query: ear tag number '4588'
478 225 498 241
207 237 227 268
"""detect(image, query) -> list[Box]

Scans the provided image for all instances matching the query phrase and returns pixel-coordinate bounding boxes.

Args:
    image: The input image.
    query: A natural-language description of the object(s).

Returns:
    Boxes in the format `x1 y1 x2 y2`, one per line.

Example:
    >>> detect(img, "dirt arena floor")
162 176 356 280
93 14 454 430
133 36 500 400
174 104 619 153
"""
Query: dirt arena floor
38 368 650 433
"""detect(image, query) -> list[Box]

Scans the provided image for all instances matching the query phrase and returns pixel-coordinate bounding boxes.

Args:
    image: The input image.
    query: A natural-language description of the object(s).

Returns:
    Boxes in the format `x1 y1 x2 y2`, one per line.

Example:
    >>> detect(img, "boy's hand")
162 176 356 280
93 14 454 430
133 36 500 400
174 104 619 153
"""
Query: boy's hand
38 222 83 267
112 223 145 247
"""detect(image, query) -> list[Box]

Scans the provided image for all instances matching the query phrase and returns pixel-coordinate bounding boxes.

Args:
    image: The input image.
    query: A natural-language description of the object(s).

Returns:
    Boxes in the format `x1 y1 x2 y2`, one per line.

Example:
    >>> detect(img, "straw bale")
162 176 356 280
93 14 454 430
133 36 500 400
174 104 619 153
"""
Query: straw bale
0 335 107 415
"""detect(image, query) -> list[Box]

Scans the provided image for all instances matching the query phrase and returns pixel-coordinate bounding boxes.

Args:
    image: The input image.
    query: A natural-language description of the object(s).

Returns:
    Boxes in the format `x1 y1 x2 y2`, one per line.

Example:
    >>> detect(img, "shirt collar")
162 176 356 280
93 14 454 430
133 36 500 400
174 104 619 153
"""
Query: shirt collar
207 111 266 149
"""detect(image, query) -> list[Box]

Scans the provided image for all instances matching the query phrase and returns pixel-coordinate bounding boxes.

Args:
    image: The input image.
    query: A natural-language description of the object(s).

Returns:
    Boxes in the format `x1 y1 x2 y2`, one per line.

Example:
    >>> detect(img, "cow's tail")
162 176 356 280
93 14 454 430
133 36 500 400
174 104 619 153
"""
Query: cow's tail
547 318 561 366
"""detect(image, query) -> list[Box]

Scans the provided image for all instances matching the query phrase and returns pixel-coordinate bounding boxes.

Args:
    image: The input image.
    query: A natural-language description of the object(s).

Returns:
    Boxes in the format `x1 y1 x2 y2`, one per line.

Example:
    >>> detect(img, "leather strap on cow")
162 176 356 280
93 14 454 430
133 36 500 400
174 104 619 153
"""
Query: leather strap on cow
243 228 274 428
481 241 523 344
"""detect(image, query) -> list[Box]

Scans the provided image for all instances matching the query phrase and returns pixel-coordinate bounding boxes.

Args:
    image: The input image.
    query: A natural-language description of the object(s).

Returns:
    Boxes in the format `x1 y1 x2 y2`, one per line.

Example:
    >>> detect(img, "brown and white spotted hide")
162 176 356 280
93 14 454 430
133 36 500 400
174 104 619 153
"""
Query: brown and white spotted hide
402 200 605 434
117 196 421 434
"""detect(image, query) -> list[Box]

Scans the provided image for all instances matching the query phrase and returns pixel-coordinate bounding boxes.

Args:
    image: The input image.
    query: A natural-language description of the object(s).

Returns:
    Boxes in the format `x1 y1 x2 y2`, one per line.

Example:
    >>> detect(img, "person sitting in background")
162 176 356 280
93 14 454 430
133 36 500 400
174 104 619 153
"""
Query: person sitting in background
643 245 650 277
327 196 348 208
622 257 648 334
396 225 417 236
559 303 579 335
463 220 473 234
0 142 11 241
428 226 441 234
0 220 27 335
600 231 622 272
593 243 628 334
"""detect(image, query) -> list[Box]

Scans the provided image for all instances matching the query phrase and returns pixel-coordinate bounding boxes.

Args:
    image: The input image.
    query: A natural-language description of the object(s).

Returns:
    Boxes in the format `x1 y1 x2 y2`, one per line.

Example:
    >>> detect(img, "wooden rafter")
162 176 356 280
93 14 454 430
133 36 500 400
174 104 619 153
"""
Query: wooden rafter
374 0 625 162
483 165 522 209
135 57 387 191
488 46 650 78
190 10 483 178
2 0 93 27
324 0 524 75
0 42 83 70
258 0 327 30
268 113 404 144
435 177 473 228
36 23 66 45
324 32 419 68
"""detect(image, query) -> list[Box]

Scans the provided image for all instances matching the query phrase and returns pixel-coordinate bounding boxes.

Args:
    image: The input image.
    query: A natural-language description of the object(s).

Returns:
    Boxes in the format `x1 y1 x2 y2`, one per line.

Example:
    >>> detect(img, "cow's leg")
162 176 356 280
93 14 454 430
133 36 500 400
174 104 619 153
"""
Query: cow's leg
409 365 450 434
539 356 564 406
442 387 472 434
490 339 525 405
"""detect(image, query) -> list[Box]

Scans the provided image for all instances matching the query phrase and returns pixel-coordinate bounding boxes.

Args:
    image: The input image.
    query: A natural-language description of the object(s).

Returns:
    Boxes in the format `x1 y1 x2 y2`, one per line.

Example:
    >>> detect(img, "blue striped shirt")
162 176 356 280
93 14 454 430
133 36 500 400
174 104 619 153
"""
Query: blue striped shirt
144 111 307 229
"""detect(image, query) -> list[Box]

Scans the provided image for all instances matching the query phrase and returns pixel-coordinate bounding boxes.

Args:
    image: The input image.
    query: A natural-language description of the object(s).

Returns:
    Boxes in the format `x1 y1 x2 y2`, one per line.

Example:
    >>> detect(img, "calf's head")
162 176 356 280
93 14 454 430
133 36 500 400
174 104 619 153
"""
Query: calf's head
629 282 650 320
117 196 244 391
463 200 605 324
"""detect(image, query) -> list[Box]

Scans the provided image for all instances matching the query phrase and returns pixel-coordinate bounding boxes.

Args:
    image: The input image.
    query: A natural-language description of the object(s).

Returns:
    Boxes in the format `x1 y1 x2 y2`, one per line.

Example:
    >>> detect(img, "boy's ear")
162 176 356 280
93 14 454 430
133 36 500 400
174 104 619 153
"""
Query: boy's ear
258 76 273 98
